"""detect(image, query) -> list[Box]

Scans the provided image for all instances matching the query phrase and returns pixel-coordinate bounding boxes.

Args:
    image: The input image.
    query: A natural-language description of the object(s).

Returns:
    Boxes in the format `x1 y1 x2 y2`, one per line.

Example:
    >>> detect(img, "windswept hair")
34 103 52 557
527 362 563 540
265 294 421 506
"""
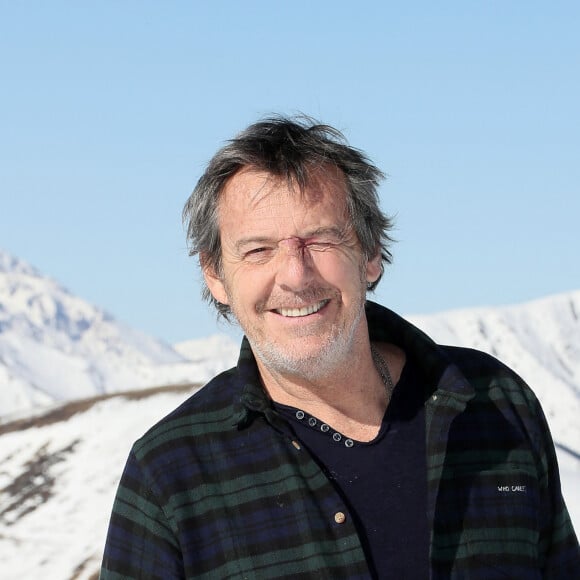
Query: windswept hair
183 115 395 319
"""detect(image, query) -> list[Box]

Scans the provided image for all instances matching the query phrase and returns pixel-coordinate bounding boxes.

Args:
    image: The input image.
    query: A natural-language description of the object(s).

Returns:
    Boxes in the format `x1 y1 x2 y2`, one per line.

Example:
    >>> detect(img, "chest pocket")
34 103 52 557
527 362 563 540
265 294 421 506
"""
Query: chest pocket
433 468 541 579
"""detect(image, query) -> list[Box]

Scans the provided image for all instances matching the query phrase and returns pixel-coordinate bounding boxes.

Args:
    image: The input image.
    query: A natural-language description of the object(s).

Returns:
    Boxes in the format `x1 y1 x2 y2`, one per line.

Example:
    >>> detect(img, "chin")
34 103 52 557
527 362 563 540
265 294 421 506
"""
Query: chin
251 336 347 379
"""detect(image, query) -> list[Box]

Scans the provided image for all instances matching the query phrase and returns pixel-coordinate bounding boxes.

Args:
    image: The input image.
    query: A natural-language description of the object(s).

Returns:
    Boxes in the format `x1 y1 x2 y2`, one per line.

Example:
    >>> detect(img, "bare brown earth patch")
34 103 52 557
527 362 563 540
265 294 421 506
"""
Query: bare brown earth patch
0 382 201 435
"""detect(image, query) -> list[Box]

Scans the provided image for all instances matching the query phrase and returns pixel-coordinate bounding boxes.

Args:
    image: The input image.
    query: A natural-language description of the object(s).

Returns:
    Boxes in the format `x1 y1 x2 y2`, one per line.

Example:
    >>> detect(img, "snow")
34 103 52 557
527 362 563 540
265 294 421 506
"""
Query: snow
0 390 195 579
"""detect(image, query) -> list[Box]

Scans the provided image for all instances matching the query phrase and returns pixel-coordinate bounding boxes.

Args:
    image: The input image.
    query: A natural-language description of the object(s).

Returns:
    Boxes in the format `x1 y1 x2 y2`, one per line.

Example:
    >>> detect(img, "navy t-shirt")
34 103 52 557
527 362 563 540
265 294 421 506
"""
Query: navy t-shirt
274 360 429 578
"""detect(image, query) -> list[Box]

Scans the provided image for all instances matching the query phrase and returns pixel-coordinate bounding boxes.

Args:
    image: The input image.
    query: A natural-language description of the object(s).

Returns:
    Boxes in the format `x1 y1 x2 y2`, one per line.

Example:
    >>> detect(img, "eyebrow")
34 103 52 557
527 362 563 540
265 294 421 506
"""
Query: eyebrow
234 226 349 253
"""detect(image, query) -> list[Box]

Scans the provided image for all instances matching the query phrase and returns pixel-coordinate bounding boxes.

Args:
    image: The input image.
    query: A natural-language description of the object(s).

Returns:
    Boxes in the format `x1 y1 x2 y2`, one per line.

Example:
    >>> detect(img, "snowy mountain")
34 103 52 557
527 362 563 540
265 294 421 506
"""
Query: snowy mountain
0 249 238 421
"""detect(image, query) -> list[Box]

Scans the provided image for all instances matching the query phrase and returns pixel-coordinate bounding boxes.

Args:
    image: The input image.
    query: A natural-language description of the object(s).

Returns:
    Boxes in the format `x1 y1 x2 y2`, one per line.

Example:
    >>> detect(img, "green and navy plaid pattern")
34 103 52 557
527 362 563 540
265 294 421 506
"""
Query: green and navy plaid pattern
101 302 579 579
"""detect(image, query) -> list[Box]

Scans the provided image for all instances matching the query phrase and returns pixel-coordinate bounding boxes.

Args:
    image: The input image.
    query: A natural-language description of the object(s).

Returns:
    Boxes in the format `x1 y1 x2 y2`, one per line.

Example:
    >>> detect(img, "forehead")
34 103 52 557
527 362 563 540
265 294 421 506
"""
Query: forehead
218 165 349 221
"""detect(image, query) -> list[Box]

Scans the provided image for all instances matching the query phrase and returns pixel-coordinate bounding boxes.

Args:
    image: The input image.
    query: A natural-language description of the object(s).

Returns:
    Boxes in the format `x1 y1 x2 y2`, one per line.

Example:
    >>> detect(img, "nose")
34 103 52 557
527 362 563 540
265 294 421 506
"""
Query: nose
274 238 315 291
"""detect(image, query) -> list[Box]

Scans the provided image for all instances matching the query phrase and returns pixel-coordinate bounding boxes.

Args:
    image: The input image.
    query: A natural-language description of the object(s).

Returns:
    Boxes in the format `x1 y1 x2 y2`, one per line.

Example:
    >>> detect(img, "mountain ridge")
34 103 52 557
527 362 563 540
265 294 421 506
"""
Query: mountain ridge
0 248 238 420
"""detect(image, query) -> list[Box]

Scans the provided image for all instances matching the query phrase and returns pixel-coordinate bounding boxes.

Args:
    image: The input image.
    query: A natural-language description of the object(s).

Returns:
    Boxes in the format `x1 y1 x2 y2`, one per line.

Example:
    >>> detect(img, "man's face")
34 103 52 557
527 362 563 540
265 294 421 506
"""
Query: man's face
203 166 381 380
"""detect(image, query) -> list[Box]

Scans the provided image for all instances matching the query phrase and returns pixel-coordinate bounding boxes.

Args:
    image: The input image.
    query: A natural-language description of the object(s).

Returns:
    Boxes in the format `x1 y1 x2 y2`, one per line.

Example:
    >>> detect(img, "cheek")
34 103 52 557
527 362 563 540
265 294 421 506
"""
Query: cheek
226 265 270 304
312 251 366 287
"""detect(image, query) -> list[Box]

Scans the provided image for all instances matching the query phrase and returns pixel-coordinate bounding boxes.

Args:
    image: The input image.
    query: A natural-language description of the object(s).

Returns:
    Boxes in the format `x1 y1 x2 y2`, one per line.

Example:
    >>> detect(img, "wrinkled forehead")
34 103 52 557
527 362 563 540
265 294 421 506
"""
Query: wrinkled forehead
219 163 349 210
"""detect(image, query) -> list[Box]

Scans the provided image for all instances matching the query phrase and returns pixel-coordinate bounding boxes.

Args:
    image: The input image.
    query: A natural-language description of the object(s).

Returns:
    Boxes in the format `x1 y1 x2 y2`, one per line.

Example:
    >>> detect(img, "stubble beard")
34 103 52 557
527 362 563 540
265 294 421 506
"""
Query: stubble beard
227 285 368 382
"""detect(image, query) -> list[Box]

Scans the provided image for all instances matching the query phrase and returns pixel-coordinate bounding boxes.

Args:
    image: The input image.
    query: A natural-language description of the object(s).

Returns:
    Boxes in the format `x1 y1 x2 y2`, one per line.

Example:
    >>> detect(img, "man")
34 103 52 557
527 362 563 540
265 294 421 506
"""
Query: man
101 116 579 578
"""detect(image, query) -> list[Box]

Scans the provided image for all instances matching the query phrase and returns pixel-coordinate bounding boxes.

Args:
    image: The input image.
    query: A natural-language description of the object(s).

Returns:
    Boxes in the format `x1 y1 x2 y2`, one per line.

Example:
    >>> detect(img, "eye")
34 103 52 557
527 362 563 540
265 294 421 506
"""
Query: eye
244 247 274 262
306 240 335 251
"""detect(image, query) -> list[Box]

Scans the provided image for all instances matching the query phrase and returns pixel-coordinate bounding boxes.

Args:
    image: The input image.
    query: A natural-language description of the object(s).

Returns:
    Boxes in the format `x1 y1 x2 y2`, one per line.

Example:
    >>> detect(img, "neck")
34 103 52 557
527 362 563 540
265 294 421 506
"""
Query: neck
255 339 405 442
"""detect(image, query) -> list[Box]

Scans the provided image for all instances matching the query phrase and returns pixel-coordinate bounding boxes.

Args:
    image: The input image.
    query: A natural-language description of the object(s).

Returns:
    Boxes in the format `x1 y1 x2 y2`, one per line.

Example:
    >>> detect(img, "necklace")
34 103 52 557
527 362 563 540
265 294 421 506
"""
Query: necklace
370 343 395 404
275 345 396 449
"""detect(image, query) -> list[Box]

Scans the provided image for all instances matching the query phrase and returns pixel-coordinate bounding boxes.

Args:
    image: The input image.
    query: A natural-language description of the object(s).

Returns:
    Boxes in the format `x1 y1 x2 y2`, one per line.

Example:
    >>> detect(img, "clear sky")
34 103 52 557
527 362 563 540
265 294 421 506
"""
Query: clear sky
1 1 579 344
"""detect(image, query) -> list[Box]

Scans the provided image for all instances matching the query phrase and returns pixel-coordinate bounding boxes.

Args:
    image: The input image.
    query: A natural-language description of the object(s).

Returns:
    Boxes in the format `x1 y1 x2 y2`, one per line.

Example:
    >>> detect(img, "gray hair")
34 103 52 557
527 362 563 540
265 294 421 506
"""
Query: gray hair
183 115 395 319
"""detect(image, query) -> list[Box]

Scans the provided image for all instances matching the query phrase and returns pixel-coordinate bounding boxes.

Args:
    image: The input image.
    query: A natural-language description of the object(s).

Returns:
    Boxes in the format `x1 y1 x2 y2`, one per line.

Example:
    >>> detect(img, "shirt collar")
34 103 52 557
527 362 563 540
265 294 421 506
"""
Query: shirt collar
231 301 475 428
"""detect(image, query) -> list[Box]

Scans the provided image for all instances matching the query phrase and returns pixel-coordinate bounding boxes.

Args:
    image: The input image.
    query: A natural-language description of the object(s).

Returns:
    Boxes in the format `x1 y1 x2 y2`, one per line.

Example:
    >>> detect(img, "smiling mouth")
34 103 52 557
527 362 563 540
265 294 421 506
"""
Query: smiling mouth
274 299 329 318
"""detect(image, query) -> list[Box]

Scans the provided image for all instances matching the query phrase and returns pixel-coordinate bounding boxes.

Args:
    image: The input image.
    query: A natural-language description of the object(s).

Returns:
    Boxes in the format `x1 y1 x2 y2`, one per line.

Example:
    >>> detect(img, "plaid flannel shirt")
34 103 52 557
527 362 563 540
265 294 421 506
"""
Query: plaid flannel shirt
101 302 580 579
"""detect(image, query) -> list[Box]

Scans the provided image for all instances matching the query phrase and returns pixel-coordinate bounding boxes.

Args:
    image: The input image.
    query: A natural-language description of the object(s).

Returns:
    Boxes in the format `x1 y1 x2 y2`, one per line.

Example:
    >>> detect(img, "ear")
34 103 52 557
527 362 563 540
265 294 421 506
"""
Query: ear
365 250 382 284
202 260 230 305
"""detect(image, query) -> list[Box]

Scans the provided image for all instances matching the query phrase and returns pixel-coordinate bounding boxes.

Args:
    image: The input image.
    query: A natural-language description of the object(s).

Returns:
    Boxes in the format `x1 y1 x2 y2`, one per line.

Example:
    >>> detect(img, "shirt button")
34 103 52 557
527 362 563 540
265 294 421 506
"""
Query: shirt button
334 511 346 524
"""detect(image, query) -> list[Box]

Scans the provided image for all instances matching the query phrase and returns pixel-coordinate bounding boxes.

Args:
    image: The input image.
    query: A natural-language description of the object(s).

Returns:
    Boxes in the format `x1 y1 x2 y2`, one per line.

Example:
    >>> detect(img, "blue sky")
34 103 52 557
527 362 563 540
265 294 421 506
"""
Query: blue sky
1 1 579 343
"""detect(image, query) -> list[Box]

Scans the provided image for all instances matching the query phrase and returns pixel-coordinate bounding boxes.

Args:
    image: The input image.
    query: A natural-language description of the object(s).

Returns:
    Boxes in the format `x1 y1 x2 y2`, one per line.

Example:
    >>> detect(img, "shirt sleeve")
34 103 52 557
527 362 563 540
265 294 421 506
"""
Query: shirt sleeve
100 449 184 579
534 400 580 577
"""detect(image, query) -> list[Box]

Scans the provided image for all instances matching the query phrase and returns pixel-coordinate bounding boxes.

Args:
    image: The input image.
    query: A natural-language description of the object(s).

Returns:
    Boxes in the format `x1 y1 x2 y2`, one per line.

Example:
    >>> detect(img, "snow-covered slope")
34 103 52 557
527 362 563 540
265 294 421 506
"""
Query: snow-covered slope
0 249 238 420
408 290 580 451
174 334 240 377
0 386 578 580
0 388 198 580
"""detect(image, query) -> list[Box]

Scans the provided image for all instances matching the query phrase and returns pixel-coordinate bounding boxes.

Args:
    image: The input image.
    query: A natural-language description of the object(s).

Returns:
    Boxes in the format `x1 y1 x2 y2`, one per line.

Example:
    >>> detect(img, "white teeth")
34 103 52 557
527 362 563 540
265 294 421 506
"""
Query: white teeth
277 300 327 317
